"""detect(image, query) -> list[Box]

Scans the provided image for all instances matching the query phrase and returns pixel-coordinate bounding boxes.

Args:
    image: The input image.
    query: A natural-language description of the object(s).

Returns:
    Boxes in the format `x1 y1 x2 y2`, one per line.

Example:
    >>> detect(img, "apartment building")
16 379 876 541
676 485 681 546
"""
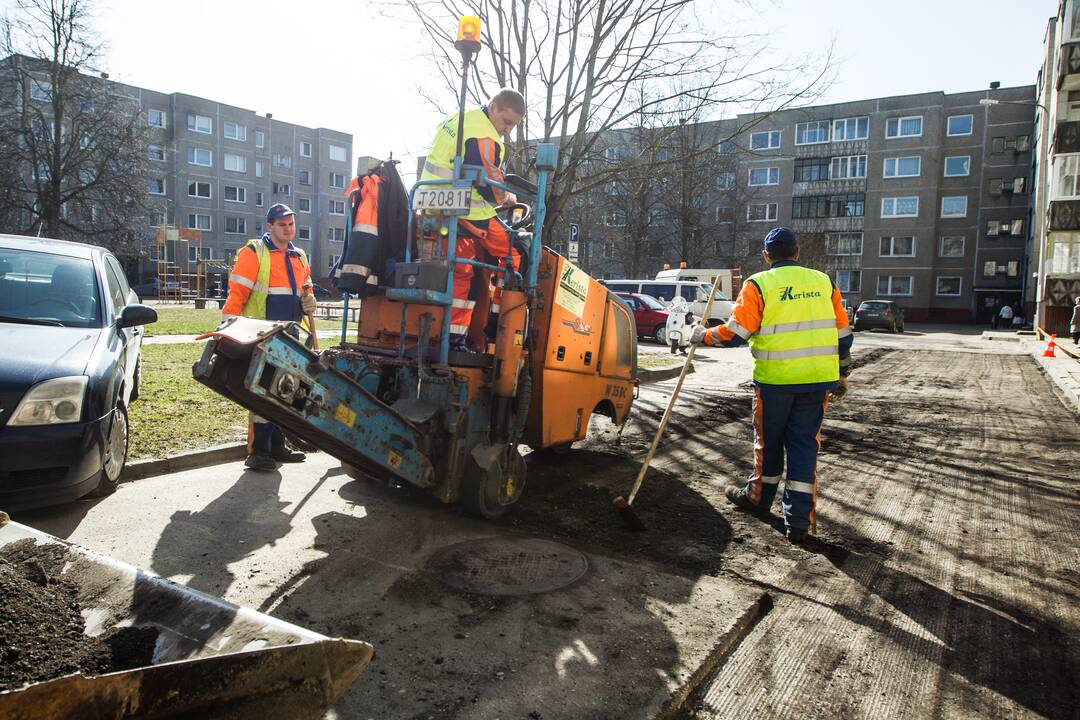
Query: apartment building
570 87 1035 323
1030 1 1080 334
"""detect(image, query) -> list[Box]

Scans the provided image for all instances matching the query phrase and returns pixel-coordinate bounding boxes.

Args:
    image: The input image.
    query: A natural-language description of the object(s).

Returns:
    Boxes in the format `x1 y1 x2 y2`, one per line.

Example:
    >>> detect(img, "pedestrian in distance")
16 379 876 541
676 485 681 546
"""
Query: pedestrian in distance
991 300 1002 329
221 203 317 472
419 88 526 352
998 302 1014 329
690 227 853 543
1071 296 1080 345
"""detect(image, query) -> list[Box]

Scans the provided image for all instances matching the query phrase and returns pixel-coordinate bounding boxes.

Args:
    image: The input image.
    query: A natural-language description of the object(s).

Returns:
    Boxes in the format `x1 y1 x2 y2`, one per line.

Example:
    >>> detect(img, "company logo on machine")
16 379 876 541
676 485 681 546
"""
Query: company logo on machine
779 286 822 302
561 318 592 336
554 261 589 316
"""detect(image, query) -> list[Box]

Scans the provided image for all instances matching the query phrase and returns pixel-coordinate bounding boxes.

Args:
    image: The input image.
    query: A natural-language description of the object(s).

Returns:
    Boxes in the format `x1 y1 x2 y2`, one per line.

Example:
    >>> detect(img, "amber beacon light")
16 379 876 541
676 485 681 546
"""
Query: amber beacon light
455 15 482 54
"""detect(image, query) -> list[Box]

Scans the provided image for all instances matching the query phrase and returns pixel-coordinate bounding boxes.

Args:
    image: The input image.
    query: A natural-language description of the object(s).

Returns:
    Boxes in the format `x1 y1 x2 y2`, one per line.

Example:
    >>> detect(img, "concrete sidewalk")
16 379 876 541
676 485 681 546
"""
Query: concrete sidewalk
1024 336 1080 412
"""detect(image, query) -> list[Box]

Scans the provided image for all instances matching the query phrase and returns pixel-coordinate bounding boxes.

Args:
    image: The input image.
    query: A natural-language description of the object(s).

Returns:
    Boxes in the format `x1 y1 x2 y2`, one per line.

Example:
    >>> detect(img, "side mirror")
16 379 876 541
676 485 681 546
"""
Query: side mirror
118 304 158 329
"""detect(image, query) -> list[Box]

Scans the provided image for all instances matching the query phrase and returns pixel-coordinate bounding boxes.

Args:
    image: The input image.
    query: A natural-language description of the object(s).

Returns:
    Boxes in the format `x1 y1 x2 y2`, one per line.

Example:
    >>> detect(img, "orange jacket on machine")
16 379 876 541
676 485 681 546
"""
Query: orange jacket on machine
222 235 312 323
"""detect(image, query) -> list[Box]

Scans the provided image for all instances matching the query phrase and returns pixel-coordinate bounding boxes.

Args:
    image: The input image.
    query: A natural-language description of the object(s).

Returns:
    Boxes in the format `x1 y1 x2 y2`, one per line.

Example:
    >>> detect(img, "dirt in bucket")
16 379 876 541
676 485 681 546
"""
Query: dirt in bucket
0 538 159 692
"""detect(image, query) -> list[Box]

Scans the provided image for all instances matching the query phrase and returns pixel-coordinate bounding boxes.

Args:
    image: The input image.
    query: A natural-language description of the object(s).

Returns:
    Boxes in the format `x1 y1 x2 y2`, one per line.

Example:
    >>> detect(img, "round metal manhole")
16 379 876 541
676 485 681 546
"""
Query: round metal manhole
426 537 589 596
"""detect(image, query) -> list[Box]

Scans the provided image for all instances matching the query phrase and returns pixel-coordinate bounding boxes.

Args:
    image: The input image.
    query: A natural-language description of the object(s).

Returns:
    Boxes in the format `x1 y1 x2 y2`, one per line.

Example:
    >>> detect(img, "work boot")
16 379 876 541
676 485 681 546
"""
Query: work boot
269 446 306 463
244 452 277 472
786 526 809 544
725 485 770 516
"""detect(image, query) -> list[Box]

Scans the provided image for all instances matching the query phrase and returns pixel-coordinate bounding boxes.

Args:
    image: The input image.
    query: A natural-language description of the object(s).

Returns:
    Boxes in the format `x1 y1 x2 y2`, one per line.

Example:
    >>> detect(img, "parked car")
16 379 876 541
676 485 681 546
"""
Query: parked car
311 282 337 300
0 234 158 511
602 279 734 325
615 292 672 344
853 300 905 333
129 277 180 300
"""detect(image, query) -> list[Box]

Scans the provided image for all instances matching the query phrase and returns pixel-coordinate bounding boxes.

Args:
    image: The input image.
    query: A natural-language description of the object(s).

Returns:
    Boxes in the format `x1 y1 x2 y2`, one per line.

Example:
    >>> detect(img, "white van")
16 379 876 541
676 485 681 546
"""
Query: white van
602 279 735 325
654 267 739 299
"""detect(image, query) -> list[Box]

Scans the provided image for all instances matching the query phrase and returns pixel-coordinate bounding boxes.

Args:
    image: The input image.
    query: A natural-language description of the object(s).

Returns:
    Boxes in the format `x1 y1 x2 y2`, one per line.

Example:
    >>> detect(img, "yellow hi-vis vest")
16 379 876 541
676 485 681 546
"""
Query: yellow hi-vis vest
420 108 503 222
747 264 839 385
240 238 312 331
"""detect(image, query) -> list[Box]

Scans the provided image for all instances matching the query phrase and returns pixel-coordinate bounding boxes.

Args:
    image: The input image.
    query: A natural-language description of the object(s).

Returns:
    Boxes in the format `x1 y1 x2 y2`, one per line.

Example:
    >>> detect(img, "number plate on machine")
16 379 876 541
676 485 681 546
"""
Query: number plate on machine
412 187 471 212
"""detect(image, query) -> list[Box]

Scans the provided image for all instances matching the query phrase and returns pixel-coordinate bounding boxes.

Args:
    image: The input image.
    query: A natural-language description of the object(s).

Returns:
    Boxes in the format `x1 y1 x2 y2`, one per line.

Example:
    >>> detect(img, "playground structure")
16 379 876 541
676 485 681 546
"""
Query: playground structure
150 225 229 302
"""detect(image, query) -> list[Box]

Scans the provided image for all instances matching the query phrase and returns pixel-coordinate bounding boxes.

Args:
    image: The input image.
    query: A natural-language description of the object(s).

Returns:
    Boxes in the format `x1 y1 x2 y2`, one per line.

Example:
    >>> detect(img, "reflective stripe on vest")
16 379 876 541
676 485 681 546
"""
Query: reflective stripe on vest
747 265 839 385
420 108 503 221
240 237 309 320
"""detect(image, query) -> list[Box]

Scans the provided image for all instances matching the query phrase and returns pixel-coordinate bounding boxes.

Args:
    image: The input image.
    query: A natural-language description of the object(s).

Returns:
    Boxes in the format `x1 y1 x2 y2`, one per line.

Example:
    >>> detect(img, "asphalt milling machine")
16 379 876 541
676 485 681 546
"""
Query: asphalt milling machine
193 20 639 519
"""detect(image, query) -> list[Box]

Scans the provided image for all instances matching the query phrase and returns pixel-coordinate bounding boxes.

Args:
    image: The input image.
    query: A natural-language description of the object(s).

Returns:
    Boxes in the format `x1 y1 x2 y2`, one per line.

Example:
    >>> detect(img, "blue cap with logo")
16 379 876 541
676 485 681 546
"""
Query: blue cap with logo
266 203 295 223
763 227 797 254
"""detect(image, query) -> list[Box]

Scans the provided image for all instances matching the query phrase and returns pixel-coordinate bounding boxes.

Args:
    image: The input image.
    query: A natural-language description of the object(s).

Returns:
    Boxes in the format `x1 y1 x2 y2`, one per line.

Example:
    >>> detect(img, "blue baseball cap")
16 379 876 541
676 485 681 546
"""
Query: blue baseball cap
763 227 797 254
266 203 295 223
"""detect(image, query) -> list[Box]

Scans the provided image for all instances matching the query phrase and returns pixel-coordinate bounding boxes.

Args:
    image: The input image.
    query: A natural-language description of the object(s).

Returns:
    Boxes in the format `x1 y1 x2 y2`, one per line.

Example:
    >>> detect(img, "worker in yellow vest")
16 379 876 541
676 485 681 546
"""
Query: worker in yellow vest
222 203 317 471
691 227 853 542
420 88 525 349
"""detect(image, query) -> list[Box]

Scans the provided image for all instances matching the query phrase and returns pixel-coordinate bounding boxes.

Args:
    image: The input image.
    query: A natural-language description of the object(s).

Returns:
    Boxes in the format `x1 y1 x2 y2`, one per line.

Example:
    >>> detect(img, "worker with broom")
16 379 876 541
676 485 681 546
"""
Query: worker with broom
690 227 852 543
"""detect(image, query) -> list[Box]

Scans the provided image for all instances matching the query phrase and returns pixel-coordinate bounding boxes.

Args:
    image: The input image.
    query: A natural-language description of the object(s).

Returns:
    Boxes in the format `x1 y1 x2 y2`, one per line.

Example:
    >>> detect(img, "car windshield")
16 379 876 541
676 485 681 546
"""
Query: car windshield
0 247 102 328
697 284 730 302
637 294 666 310
861 301 889 311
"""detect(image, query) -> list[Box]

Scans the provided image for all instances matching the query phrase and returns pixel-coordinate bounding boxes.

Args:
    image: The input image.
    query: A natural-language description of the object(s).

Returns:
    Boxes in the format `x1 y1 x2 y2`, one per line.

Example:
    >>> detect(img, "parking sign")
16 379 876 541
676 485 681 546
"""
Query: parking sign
568 223 580 261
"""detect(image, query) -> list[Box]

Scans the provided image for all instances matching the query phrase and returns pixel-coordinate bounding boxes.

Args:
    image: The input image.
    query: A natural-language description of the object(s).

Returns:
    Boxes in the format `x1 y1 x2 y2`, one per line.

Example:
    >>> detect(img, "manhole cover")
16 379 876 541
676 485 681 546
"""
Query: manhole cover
426 537 589 596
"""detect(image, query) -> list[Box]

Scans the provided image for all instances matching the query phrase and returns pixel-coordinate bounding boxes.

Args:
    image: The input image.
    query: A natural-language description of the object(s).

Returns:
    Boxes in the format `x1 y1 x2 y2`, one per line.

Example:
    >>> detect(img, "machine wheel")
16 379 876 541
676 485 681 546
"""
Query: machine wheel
653 325 667 345
89 404 128 498
462 444 526 520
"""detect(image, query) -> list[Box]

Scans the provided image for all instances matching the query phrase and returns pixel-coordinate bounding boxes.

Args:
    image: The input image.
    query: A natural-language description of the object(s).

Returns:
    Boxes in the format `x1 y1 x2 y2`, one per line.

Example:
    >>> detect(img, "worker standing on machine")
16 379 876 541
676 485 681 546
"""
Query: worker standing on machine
420 88 526 350
690 227 852 543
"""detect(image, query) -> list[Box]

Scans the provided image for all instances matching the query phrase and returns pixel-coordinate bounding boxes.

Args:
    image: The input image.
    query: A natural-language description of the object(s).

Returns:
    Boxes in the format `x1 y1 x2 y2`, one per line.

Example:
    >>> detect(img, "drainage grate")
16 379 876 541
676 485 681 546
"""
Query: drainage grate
426 537 589 596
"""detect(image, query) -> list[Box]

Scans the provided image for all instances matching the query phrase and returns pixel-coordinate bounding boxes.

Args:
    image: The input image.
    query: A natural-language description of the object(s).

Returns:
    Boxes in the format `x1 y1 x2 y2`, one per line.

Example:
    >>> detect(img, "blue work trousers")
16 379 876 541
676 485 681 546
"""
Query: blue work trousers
743 383 830 529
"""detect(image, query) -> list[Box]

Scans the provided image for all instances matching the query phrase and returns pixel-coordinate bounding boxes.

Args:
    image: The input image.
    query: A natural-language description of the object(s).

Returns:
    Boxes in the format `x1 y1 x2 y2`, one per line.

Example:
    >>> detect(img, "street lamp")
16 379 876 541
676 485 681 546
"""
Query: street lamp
979 97 1051 114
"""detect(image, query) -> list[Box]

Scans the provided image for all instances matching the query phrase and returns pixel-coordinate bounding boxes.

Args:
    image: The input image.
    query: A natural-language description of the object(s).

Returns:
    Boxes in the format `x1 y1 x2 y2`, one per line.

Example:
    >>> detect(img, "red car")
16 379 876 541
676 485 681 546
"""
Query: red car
615 292 671 343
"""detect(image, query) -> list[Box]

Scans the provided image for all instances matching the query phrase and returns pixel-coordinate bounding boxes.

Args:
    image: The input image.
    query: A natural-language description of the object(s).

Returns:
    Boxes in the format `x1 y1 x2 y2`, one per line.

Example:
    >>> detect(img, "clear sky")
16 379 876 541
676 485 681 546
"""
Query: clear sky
1 0 1058 176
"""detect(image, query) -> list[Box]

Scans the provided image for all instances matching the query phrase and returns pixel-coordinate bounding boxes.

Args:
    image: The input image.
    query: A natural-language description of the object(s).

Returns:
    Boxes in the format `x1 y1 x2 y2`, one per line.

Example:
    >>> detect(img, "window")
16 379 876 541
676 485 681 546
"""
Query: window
187 181 211 199
1054 155 1080 199
1016 135 1030 152
298 169 311 186
149 209 167 227
881 196 918 218
298 226 311 241
832 116 868 141
300 141 312 157
947 114 973 136
794 158 830 182
992 136 1006 153
877 275 913 296
1012 177 1026 193
329 144 347 162
298 197 311 213
830 155 867 179
223 153 247 173
941 196 967 218
30 78 52 101
187 147 212 166
328 227 346 242
187 213 211 231
750 130 781 150
792 194 864 219
330 254 341 269
329 199 345 215
148 178 165 195
330 172 346 188
747 203 778 222
884 156 921 178
223 121 247 141
717 141 736 154
987 220 1003 236
940 236 965 257
255 161 264 178
187 114 212 134
835 270 861 293
943 156 970 177
885 116 922 138
936 276 962 296
715 206 734 223
148 109 166 128
880 236 915 257
272 154 291 168
604 210 626 227
254 129 264 148
255 191 264 207
826 232 863 256
983 260 997 276
748 166 780 186
148 145 165 162
225 217 247 234
795 120 829 145
1010 218 1024 236
224 186 246 203
273 182 291 196
989 178 1004 195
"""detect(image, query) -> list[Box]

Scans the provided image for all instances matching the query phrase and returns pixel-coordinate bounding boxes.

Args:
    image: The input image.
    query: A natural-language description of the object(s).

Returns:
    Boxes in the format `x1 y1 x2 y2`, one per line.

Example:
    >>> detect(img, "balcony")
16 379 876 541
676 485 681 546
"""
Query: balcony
792 178 867 196
1049 199 1080 230
1057 39 1080 91
1054 120 1080 154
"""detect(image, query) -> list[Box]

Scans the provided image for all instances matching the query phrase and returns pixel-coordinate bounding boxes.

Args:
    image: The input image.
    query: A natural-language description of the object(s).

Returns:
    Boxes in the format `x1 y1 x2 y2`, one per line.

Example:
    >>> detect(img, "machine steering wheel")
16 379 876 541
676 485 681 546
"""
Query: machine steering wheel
500 202 533 230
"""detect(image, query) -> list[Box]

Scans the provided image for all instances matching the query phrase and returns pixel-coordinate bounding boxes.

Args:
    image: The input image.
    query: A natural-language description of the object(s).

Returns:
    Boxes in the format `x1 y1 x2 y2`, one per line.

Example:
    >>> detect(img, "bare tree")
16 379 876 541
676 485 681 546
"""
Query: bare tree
0 0 151 256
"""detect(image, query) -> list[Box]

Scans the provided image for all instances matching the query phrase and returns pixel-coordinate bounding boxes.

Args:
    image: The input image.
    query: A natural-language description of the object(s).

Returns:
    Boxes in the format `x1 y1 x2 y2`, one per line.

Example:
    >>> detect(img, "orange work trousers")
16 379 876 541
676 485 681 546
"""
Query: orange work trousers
448 217 520 338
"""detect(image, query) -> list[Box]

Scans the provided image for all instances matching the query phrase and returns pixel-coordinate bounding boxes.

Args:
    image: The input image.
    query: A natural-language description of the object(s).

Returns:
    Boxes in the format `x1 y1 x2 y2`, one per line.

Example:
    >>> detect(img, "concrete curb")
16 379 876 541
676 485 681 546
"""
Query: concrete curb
639 361 693 384
1023 338 1080 413
124 443 247 480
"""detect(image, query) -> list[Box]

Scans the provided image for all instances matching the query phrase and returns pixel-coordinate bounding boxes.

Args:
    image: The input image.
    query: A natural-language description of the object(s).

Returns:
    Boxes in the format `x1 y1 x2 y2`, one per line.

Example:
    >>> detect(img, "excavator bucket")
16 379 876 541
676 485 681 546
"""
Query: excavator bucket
0 516 372 719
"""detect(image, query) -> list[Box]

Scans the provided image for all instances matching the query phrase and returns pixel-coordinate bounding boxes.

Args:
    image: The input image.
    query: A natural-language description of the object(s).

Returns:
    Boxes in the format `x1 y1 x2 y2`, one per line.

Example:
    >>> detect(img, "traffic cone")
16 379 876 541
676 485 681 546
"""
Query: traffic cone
1043 334 1057 358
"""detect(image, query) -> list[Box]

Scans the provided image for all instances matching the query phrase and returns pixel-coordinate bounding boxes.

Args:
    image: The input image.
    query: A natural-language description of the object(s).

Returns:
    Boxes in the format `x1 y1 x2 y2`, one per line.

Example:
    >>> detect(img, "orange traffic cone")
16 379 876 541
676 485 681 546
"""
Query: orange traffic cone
1043 334 1057 358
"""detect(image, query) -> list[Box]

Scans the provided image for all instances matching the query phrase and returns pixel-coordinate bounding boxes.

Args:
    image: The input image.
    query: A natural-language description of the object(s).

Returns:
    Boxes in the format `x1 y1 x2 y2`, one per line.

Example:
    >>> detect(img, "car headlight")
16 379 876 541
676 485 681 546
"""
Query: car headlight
8 376 88 426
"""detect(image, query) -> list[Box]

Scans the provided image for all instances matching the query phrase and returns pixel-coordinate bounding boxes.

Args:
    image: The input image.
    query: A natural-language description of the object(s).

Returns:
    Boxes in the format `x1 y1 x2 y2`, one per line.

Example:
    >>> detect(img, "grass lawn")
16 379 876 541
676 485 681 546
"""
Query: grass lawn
144 306 345 336
637 353 687 369
128 343 247 459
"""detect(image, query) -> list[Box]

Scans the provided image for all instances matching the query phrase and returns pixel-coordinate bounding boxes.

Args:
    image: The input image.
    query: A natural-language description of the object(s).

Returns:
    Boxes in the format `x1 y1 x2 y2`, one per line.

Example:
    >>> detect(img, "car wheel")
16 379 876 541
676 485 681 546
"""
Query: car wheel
890 321 898 334
90 404 128 498
653 325 667 344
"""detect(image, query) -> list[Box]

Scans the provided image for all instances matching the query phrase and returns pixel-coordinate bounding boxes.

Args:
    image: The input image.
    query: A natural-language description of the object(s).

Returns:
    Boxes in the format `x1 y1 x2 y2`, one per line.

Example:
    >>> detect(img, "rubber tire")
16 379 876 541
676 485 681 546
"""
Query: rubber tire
89 404 128 498
461 448 526 520
653 325 667 345
890 321 898 334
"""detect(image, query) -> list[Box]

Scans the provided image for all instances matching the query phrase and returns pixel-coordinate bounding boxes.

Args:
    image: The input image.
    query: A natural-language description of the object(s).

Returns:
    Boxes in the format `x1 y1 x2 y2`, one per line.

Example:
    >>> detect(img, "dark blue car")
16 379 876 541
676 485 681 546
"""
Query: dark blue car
0 234 157 511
